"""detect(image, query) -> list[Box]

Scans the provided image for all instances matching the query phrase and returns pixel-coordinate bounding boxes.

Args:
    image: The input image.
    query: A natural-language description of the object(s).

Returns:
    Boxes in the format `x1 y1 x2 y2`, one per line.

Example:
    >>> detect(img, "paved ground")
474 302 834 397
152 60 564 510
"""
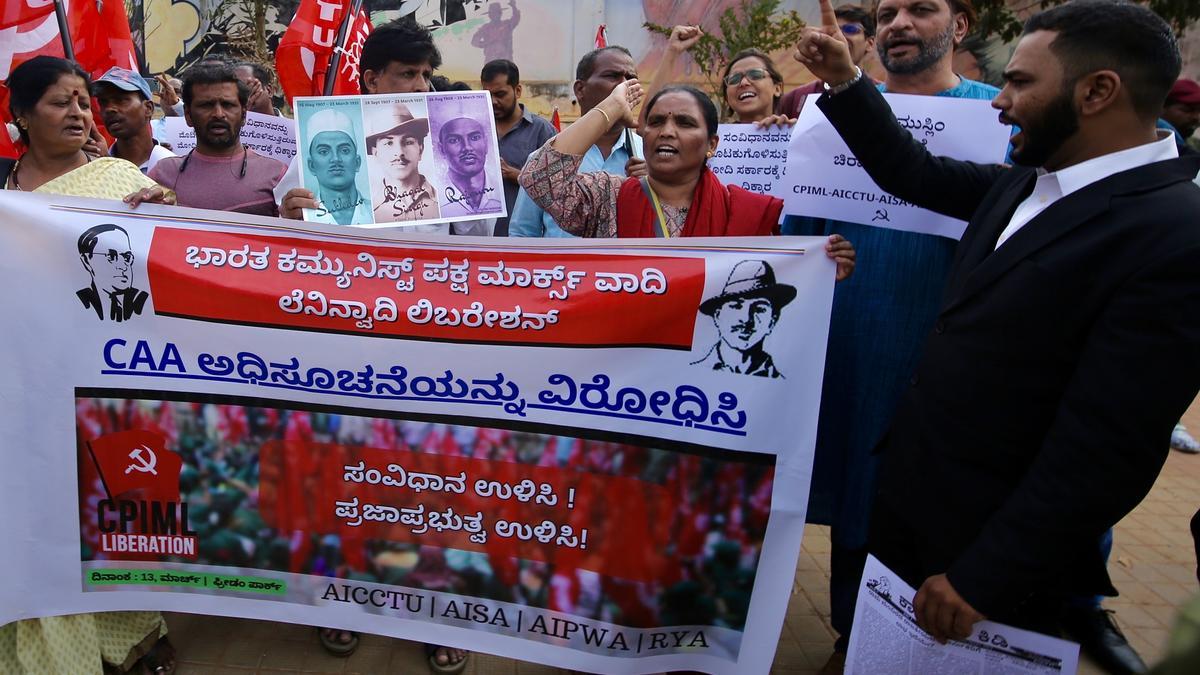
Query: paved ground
171 401 1200 674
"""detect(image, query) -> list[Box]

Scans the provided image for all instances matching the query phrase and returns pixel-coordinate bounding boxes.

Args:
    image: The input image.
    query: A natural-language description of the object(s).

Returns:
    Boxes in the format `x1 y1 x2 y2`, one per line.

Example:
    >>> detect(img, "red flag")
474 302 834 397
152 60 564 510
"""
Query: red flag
68 0 137 75
550 106 561 132
594 24 607 49
86 430 182 503
0 0 135 151
0 0 54 30
277 0 372 104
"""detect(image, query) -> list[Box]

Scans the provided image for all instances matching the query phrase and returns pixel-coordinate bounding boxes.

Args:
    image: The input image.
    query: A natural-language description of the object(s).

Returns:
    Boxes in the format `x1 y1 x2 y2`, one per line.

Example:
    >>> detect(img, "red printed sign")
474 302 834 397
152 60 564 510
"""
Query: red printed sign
258 441 680 583
147 227 705 348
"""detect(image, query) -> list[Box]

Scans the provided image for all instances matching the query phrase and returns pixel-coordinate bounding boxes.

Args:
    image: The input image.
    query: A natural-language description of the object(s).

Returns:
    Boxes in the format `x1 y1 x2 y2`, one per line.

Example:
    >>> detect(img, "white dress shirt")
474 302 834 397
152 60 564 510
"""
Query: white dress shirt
995 132 1178 249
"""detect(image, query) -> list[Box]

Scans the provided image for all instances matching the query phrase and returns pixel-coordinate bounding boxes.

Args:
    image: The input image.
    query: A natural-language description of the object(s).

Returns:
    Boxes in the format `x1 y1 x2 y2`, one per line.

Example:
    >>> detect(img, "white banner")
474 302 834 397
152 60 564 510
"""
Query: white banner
294 91 507 228
709 124 792 200
0 192 833 674
847 556 1080 675
783 93 1010 240
152 111 298 166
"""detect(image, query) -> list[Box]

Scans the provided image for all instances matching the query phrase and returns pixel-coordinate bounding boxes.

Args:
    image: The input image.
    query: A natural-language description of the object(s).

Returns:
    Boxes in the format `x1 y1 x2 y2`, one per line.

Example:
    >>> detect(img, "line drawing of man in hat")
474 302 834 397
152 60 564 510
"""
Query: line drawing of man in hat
304 108 372 225
692 260 796 378
76 224 149 322
366 101 440 223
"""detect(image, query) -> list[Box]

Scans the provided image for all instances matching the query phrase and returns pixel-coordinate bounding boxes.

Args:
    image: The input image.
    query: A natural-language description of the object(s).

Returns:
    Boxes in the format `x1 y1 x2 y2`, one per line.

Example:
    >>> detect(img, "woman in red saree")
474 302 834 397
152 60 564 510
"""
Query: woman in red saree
518 80 854 279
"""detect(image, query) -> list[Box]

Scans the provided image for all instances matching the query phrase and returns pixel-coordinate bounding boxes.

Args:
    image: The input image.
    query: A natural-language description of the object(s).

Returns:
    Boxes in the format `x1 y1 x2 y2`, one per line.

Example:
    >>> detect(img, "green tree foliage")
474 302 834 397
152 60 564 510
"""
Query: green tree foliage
645 0 806 104
975 0 1198 42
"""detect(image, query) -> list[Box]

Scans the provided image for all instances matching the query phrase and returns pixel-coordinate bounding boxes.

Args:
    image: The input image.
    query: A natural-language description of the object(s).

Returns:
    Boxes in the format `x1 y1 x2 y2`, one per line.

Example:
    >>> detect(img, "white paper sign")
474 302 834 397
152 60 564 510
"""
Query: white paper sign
152 111 297 166
783 93 1010 240
847 555 1080 675
709 124 791 199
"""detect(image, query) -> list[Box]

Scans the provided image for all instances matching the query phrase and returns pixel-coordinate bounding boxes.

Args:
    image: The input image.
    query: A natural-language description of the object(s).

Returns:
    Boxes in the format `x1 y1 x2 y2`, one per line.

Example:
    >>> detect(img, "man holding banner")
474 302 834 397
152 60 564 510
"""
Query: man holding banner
797 0 1200 668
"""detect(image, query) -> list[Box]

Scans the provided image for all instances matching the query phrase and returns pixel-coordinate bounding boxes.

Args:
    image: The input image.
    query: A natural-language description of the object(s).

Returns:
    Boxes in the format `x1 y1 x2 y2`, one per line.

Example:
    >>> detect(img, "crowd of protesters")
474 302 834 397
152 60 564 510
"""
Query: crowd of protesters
3 0 1200 674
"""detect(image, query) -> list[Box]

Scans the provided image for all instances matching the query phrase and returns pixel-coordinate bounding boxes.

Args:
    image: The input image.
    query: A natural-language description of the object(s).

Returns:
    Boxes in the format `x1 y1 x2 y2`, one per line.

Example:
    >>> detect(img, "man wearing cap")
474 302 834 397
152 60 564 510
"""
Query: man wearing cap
95 67 176 174
1161 78 1200 152
366 102 440 223
437 114 503 219
692 260 795 378
304 109 371 225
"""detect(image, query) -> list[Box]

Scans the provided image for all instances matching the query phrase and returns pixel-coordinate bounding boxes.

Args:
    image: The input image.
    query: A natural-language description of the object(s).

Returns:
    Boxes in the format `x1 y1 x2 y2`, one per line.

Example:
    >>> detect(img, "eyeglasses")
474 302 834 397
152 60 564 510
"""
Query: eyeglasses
841 24 865 36
90 251 135 264
724 68 771 86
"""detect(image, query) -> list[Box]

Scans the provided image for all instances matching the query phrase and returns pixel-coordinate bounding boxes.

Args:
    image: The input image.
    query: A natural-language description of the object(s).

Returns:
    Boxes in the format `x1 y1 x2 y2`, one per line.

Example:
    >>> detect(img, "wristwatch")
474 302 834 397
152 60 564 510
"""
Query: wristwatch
824 66 863 96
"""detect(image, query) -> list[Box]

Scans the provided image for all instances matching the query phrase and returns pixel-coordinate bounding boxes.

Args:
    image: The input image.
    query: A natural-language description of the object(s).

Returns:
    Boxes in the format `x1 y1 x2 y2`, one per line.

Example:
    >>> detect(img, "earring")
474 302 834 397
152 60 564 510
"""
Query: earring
706 151 713 158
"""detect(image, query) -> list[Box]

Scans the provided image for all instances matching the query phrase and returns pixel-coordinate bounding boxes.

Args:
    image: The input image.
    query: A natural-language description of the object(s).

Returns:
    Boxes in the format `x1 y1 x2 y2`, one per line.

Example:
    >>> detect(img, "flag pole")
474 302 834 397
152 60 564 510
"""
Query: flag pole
134 0 149 74
323 0 365 96
53 0 75 61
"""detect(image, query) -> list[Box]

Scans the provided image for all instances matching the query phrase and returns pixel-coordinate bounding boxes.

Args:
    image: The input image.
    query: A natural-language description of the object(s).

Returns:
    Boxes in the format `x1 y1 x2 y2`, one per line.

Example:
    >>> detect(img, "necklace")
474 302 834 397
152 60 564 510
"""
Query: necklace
10 152 90 191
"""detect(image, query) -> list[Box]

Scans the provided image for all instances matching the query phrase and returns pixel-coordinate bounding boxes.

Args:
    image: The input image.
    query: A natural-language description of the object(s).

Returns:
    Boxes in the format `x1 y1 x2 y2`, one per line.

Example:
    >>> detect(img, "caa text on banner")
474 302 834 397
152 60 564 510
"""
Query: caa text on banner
0 192 834 674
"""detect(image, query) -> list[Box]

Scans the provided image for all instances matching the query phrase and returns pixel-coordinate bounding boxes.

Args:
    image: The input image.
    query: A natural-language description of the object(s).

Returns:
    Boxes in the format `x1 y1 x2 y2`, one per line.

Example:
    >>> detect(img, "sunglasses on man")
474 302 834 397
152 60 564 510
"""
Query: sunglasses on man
841 23 865 35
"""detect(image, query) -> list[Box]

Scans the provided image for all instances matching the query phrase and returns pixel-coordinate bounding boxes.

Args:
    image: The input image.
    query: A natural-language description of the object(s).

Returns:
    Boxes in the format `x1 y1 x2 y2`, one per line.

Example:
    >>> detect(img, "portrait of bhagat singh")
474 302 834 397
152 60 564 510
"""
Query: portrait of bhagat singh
692 260 796 378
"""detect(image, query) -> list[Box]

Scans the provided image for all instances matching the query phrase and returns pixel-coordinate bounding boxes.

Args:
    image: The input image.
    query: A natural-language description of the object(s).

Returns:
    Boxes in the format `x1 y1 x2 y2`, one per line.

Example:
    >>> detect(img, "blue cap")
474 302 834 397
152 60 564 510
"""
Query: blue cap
95 67 153 100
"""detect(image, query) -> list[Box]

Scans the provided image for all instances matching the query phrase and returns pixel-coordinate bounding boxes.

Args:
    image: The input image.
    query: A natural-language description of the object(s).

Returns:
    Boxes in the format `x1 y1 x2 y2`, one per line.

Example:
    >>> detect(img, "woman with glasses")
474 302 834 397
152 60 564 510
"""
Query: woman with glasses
644 25 794 128
720 48 794 126
518 78 855 279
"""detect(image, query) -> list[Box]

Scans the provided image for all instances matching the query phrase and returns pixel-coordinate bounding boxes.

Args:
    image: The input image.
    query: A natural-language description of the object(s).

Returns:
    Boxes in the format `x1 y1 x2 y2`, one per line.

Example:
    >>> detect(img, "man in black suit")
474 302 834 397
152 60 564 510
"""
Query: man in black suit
797 0 1200 663
77 224 148 322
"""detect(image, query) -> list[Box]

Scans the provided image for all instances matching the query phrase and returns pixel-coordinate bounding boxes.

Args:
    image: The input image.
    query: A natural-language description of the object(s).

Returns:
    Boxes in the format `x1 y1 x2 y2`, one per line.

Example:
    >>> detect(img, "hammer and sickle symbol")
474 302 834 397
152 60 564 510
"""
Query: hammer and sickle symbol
125 445 158 475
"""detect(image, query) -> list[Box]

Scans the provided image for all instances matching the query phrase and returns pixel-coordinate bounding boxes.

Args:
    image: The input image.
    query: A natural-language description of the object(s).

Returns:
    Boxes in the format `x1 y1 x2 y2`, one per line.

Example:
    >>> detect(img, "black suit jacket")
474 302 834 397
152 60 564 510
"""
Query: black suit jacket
77 283 149 322
817 79 1200 616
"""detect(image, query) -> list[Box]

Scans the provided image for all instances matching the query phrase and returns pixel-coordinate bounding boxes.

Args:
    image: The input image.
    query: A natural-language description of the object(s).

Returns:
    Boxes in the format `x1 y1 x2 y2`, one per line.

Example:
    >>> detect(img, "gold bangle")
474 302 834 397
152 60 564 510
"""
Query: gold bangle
595 107 612 127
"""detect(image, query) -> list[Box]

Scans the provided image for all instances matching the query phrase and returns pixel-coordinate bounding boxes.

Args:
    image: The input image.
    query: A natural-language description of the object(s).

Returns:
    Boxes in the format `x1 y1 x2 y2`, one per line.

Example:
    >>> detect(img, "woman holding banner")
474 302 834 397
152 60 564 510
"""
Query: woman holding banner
0 56 176 675
518 80 853 279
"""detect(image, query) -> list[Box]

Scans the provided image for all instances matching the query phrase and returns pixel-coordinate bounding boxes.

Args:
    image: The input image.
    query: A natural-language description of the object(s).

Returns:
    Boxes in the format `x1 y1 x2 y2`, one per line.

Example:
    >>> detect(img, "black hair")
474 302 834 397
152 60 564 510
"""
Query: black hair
836 4 876 37
6 56 92 144
182 65 250 108
644 85 719 137
196 53 236 68
575 45 634 81
77 223 128 256
721 49 783 118
235 61 273 88
1022 0 1180 119
360 17 443 91
481 59 519 87
446 81 472 91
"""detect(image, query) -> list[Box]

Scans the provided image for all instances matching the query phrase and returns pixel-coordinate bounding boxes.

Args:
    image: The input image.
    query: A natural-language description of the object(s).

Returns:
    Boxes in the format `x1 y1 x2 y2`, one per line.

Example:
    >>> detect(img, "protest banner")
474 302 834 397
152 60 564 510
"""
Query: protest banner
294 91 507 228
847 556 1080 674
783 93 1010 240
708 124 791 200
153 111 298 166
0 191 833 674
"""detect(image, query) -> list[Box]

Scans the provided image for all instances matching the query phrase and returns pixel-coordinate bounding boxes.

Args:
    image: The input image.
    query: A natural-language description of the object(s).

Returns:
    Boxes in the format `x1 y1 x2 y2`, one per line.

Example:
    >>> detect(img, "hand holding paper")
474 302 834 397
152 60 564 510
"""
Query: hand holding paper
913 573 985 644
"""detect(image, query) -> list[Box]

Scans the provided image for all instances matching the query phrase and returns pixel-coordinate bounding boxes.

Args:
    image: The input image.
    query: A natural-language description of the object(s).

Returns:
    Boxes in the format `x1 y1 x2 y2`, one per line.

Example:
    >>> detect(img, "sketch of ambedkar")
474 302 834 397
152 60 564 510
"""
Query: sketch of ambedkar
692 260 795 378
76 223 148 322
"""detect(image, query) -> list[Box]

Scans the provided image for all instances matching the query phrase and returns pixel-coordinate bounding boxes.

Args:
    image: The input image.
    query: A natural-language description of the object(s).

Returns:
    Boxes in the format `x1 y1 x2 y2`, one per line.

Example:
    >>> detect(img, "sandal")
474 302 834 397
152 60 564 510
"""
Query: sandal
424 642 470 674
138 636 176 675
317 627 360 656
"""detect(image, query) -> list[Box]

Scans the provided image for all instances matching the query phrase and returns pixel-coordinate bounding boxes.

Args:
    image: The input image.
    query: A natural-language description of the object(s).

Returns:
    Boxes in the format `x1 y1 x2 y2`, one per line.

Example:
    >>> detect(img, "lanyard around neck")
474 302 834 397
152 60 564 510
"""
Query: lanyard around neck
639 177 672 238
